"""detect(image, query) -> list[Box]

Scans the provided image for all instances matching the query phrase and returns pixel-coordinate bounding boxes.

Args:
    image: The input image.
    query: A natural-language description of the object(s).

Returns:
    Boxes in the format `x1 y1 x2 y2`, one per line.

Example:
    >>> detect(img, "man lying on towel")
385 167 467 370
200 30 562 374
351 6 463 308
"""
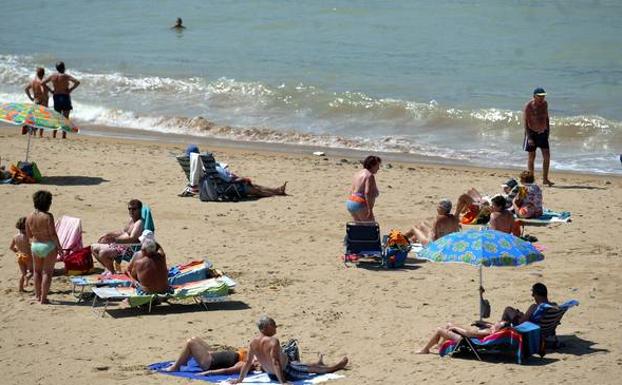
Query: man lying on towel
231 316 348 384
128 235 170 295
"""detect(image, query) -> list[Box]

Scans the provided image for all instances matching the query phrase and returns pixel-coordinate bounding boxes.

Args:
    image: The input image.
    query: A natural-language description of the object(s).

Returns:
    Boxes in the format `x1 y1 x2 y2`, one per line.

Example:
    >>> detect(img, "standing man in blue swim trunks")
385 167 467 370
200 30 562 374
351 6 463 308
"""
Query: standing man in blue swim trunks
43 61 80 139
523 87 554 186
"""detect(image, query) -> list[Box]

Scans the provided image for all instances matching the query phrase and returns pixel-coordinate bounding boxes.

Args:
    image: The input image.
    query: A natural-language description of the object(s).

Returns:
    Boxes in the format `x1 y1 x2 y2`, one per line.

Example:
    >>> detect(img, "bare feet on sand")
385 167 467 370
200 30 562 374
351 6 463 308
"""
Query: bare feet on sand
164 364 178 372
543 179 555 187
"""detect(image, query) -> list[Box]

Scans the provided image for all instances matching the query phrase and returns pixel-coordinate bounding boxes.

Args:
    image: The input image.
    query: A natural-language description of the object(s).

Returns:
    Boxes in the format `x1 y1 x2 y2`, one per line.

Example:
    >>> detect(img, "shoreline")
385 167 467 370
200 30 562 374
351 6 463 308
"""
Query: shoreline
16 122 621 179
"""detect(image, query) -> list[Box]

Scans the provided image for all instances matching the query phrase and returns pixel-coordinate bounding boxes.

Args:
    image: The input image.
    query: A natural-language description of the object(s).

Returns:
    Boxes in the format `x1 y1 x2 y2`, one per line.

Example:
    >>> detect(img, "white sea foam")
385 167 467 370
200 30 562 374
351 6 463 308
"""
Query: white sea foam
1 54 620 174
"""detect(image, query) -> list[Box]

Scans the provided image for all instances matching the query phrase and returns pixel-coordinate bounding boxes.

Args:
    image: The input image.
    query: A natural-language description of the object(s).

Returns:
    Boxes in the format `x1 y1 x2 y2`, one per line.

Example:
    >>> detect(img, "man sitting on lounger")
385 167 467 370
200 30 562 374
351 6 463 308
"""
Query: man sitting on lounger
216 163 287 198
231 316 348 384
129 237 169 294
404 199 460 245
91 199 144 273
501 282 556 325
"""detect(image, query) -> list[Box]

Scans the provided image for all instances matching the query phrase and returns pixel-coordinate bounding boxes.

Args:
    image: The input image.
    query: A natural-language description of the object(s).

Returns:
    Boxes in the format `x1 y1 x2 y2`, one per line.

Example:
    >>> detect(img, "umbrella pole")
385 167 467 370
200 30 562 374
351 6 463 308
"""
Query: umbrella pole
479 264 483 321
25 128 32 162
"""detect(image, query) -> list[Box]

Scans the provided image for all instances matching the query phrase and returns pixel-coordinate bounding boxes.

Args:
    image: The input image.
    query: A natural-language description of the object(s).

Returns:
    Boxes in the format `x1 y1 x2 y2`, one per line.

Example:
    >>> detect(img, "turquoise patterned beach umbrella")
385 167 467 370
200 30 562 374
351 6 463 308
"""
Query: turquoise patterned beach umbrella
418 229 544 319
419 229 543 267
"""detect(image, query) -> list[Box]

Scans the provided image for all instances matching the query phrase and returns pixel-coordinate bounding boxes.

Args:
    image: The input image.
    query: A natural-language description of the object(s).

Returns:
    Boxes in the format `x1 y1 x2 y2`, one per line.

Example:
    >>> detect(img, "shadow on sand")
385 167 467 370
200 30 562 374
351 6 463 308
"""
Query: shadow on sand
102 300 251 319
555 335 610 356
41 175 108 186
549 184 607 190
448 334 607 366
348 257 424 271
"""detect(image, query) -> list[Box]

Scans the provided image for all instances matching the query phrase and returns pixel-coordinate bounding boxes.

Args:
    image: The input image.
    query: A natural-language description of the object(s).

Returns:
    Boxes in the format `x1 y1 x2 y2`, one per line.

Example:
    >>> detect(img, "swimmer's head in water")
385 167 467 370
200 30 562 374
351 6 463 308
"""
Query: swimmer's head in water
176 17 183 26
56 61 65 73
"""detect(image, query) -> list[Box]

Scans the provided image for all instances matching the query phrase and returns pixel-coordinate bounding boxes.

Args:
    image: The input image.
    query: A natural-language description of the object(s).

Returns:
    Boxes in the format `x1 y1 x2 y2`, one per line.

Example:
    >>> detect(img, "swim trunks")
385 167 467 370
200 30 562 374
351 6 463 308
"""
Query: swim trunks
523 130 549 151
53 94 72 113
31 241 55 258
135 283 173 296
346 193 366 213
209 351 240 370
17 252 33 267
268 362 314 382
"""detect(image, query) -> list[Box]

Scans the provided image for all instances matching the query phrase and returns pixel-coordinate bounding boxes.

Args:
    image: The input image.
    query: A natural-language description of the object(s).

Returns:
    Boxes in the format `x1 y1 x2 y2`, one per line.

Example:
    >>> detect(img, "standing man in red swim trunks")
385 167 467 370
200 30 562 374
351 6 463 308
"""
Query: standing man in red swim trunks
43 61 80 139
523 87 554 186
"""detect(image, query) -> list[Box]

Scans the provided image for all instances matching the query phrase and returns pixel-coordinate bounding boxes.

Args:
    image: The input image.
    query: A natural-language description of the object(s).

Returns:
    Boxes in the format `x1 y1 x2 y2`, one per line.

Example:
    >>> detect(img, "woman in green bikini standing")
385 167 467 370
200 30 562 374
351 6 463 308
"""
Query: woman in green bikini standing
25 190 62 304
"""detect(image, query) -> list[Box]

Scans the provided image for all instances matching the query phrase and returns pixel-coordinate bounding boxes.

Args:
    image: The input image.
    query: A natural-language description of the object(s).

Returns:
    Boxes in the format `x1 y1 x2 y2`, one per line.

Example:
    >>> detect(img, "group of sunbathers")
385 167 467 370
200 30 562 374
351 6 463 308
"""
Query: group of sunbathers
347 156 545 244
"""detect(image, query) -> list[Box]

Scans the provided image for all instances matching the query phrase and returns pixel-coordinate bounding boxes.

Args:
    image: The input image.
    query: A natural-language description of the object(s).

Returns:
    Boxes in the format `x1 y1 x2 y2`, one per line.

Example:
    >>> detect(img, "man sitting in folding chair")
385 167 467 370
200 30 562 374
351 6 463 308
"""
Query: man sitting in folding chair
91 199 145 274
501 283 556 325
215 162 287 198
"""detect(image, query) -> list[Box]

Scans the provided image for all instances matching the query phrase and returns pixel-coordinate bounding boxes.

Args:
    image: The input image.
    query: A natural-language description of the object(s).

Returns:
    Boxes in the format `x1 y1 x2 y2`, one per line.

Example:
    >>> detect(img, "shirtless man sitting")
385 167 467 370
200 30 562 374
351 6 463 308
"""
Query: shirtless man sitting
42 61 80 139
231 316 348 384
404 199 461 245
129 238 169 294
489 195 517 235
91 199 144 273
24 67 50 137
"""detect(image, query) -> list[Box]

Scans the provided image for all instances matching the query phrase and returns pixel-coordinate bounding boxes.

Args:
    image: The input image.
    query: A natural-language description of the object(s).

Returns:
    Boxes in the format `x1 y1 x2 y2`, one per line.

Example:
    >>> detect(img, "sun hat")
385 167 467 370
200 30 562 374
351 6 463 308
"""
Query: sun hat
533 87 547 96
501 178 518 189
138 229 155 243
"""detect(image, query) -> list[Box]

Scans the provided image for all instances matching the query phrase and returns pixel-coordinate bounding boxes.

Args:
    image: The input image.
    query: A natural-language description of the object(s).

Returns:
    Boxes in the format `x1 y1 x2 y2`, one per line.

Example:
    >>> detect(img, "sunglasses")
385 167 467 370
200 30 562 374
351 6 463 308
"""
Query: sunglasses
128 207 139 211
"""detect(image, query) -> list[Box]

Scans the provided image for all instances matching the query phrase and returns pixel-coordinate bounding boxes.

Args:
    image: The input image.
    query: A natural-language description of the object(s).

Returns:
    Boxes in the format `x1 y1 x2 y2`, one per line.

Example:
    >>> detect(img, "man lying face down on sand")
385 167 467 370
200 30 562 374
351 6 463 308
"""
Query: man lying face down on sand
91 199 144 274
230 316 348 384
127 234 169 295
404 199 461 245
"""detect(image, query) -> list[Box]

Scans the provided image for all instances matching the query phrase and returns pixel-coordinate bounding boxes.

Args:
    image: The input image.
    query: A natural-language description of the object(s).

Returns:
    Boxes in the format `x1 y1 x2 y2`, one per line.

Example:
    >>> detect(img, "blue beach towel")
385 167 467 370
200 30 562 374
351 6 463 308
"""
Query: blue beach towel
149 358 344 384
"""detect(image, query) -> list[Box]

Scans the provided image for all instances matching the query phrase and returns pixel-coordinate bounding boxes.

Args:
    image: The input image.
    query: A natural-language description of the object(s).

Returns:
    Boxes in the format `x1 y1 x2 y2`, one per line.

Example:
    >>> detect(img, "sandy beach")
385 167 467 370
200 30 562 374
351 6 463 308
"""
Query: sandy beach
1 126 621 385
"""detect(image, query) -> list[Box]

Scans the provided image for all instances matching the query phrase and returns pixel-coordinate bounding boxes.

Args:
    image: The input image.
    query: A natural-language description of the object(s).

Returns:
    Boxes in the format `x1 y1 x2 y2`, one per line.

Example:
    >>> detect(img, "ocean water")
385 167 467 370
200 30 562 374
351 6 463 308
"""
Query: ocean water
1 0 621 174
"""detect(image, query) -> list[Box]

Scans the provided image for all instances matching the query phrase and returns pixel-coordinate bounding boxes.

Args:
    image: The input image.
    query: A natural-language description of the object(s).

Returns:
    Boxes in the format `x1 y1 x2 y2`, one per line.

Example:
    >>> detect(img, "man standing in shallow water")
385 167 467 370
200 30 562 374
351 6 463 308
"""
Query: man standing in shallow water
43 61 80 139
523 87 554 186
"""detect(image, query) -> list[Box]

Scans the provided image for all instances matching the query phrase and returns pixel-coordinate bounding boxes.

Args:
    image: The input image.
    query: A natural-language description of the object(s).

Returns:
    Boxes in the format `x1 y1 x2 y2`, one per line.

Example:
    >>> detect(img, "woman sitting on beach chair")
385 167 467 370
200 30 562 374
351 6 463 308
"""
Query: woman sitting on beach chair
417 320 507 354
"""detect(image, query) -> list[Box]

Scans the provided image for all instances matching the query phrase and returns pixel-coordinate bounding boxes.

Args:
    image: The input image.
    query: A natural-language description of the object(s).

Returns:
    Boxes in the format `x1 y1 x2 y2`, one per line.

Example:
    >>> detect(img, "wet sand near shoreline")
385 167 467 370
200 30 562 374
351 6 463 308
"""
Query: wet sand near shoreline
0 127 621 384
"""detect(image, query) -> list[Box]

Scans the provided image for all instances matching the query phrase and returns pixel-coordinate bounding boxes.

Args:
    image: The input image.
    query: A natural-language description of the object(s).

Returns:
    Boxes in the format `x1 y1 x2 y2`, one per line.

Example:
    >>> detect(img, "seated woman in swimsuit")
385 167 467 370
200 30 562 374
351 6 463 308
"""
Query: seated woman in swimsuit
25 190 63 304
346 155 381 222
91 199 144 274
489 195 519 234
513 171 543 219
165 336 257 375
417 320 507 354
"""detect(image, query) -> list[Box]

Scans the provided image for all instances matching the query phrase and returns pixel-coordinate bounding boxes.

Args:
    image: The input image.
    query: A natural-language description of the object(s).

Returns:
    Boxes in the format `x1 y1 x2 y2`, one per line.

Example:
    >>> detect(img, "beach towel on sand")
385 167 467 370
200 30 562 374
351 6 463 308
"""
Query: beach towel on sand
518 209 571 225
148 358 344 384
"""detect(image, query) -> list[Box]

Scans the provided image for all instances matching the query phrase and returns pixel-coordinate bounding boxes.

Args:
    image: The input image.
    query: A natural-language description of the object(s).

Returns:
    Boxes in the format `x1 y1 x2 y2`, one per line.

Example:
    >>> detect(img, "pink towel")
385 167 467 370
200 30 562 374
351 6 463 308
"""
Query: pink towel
55 216 83 261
